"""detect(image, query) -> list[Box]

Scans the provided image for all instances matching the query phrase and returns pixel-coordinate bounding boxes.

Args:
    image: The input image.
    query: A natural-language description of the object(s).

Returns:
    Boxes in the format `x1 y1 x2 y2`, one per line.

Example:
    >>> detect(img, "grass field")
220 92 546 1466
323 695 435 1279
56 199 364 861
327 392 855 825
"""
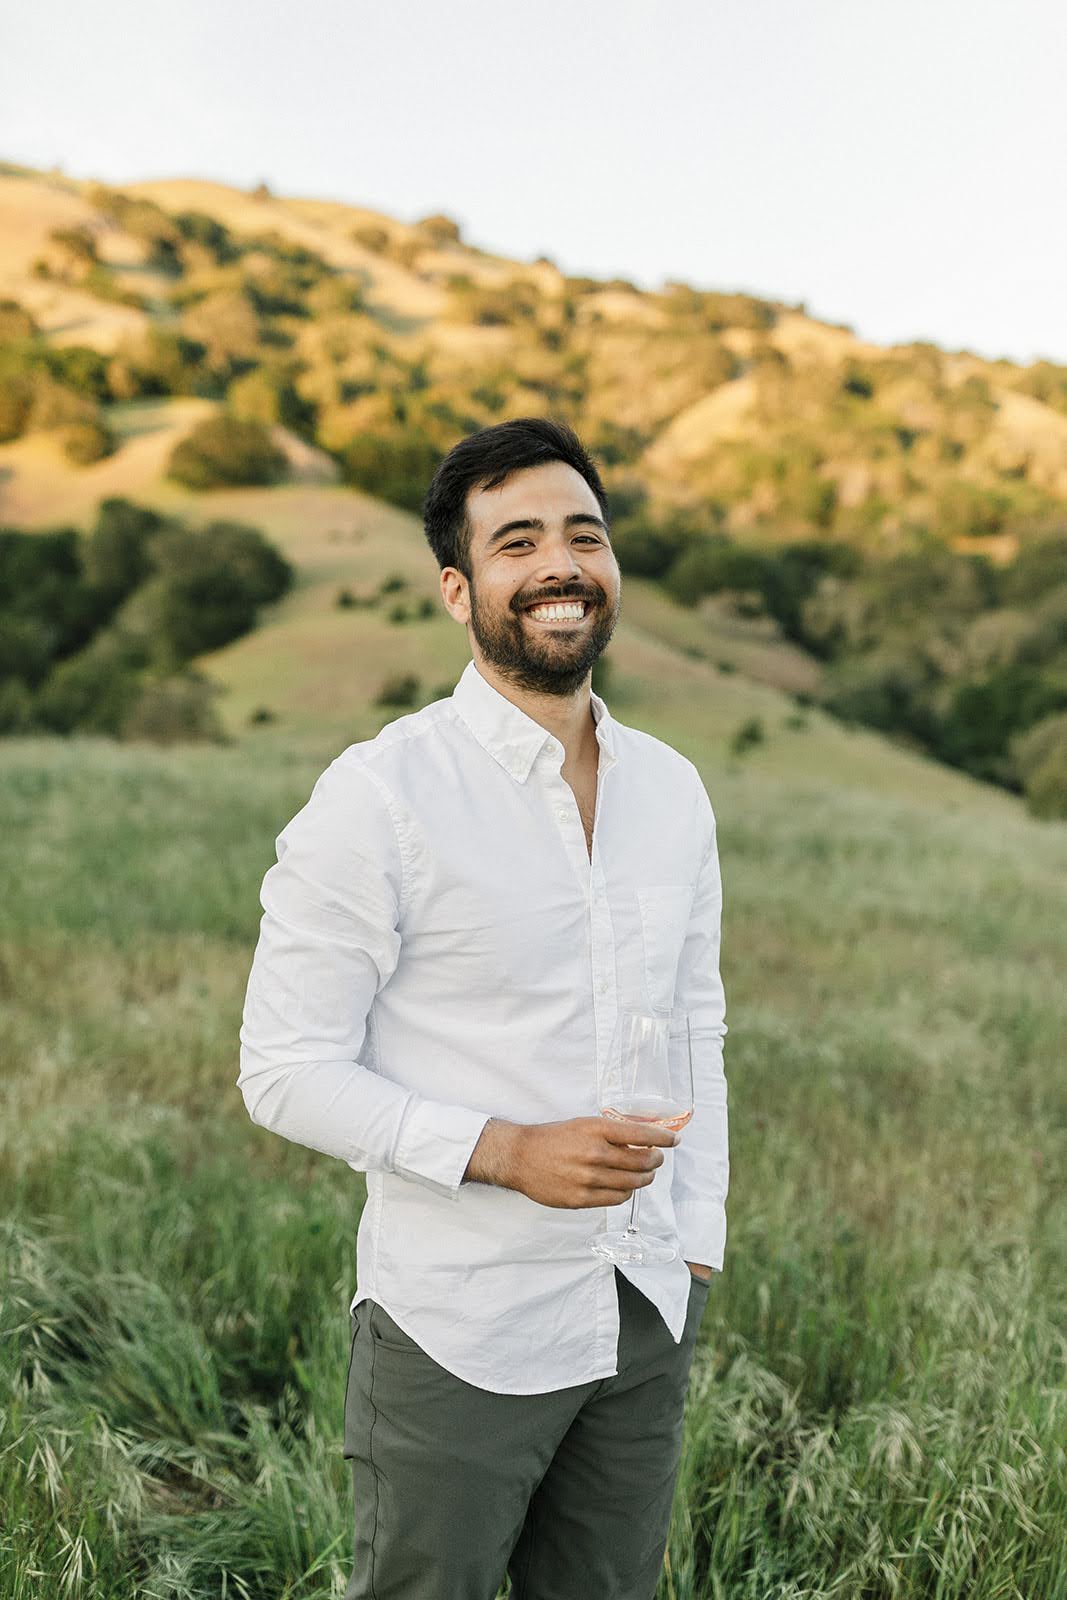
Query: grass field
2 669 1066 1596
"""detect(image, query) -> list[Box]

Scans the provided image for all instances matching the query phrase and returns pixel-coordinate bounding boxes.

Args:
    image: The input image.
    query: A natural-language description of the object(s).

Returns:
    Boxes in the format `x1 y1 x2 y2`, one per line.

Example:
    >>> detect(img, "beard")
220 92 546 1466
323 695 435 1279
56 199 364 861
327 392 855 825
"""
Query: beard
467 575 620 696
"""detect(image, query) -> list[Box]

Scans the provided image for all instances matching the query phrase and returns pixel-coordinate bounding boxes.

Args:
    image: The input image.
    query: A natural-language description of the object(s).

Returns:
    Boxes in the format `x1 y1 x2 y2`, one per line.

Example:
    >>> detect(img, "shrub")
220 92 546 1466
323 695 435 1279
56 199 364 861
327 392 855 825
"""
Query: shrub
351 225 390 254
589 421 648 468
173 210 238 263
107 328 210 400
61 418 115 466
339 433 443 512
193 521 293 604
374 672 420 708
102 512 292 668
415 213 462 247
0 300 36 341
729 717 766 755
818 649 939 745
0 676 34 733
122 571 255 668
1024 746 1067 818
228 368 313 433
0 613 57 687
47 343 111 400
180 290 263 371
0 373 33 440
999 532 1067 606
935 666 1067 783
120 671 226 745
83 265 146 309
387 603 409 624
663 538 766 608
26 374 97 432
611 512 707 581
0 527 104 660
167 414 287 490
86 499 167 604
49 224 98 267
1010 710 1067 818
33 641 143 736
841 363 875 399
125 521 293 666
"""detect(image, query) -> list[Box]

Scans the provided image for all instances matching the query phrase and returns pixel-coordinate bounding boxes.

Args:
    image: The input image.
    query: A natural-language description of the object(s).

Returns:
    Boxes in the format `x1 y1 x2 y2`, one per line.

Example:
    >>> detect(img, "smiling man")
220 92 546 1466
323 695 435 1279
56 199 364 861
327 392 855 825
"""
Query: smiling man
238 417 729 1599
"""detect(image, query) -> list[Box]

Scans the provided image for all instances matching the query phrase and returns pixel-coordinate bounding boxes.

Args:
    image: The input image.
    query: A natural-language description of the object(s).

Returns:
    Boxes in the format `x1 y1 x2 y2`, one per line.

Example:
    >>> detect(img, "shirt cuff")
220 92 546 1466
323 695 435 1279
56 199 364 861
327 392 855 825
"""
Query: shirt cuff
391 1099 493 1199
673 1200 727 1271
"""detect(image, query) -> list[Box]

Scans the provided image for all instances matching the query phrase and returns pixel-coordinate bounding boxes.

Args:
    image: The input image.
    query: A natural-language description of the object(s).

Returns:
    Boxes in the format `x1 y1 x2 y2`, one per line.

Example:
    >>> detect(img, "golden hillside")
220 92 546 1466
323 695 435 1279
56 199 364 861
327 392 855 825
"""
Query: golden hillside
3 159 1067 562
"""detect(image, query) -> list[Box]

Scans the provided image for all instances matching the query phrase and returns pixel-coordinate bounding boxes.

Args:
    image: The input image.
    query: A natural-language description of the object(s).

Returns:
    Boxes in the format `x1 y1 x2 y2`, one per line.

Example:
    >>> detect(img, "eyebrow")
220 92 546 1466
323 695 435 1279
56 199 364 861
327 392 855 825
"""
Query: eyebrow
483 513 610 552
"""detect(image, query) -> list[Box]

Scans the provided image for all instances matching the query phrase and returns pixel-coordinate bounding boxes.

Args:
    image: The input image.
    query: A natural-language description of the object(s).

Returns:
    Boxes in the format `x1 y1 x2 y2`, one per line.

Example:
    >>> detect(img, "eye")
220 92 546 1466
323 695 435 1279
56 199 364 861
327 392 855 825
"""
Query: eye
500 534 603 552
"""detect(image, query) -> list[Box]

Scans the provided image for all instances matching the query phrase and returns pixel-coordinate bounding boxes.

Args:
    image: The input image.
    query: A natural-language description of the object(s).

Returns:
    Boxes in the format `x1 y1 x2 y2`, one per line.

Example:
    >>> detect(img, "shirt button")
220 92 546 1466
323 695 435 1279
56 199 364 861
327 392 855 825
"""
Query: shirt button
554 806 568 822
597 978 609 994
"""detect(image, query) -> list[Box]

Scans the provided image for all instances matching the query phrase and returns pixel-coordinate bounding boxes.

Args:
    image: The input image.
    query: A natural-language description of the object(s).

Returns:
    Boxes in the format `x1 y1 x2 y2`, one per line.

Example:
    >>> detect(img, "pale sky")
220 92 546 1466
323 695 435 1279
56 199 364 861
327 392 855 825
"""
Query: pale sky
2 0 1065 364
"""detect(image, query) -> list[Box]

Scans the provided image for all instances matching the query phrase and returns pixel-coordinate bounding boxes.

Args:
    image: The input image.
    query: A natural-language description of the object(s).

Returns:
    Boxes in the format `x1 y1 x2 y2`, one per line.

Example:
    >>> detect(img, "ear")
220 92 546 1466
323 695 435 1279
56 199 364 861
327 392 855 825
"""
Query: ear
440 566 470 625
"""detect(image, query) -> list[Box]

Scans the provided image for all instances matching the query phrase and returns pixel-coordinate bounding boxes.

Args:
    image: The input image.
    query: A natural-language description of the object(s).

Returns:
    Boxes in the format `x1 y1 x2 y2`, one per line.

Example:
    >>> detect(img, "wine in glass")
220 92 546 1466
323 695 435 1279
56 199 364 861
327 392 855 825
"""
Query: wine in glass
589 1009 694 1266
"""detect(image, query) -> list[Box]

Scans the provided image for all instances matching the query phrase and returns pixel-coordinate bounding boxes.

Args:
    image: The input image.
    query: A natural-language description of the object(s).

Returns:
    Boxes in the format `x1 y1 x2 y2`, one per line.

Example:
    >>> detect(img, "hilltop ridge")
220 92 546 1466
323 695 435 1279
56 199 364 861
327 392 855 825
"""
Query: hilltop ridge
3 160 1067 561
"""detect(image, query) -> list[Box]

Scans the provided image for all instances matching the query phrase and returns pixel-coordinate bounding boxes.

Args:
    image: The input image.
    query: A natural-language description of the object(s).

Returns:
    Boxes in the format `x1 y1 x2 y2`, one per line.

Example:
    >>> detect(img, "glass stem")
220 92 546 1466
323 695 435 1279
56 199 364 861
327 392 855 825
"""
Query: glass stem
625 1184 641 1237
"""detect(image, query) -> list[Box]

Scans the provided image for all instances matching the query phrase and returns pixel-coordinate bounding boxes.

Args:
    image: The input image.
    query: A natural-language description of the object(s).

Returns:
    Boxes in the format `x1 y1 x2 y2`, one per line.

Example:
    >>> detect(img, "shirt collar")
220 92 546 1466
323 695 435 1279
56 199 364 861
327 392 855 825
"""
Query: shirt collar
451 659 619 783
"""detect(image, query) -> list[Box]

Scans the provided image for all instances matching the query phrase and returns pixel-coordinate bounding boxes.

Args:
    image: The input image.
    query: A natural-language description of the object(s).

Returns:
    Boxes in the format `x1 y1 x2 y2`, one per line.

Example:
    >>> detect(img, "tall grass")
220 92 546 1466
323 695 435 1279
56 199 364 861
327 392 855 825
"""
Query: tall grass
2 732 1065 1597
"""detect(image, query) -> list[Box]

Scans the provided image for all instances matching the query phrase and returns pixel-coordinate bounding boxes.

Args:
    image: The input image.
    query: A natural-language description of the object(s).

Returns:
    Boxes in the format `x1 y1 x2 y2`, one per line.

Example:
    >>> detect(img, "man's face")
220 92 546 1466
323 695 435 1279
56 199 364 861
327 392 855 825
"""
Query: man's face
441 460 621 696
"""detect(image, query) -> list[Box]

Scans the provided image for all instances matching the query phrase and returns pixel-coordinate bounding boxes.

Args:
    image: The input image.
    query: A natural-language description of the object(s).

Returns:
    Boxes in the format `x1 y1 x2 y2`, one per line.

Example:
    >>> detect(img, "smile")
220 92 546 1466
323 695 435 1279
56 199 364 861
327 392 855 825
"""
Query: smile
523 601 591 624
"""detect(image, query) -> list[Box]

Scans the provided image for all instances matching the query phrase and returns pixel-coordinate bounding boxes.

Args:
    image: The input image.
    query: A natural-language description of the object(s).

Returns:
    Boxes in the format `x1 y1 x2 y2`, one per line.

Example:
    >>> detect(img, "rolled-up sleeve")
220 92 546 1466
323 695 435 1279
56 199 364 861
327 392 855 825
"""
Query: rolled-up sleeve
670 786 730 1268
237 755 490 1199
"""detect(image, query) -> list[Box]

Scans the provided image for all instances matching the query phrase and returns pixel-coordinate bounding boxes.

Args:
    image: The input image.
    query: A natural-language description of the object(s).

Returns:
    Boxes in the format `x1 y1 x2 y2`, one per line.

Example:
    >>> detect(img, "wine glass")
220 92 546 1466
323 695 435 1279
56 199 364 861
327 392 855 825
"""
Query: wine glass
588 1009 695 1266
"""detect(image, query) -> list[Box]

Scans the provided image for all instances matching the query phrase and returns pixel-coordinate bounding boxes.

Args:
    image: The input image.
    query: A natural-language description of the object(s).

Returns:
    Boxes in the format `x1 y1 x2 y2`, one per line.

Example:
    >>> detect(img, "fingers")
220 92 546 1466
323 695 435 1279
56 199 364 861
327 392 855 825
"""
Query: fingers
583 1171 658 1204
601 1119 679 1149
605 1147 665 1173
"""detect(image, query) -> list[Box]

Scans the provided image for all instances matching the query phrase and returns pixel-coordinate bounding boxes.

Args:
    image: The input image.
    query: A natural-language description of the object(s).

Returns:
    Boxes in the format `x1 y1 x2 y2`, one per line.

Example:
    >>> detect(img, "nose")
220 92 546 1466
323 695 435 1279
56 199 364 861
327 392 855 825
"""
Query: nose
533 536 583 584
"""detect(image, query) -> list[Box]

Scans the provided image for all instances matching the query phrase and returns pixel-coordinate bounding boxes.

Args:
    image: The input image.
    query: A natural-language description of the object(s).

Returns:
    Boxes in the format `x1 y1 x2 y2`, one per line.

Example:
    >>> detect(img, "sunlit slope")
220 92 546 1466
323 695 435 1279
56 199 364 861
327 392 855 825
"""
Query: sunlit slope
186 494 1025 821
0 391 1033 816
0 397 337 527
0 171 152 352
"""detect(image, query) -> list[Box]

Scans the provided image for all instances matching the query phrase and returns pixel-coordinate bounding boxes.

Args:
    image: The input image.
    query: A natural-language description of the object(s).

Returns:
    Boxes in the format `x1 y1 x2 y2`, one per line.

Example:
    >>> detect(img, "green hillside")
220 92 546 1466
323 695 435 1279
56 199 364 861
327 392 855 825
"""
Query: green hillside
3 160 1067 815
2 161 1066 1598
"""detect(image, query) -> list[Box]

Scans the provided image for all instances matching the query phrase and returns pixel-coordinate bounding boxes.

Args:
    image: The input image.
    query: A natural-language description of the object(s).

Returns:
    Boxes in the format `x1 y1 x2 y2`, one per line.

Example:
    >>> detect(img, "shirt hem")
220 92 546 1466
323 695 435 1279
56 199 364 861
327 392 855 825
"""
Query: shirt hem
348 1288 621 1395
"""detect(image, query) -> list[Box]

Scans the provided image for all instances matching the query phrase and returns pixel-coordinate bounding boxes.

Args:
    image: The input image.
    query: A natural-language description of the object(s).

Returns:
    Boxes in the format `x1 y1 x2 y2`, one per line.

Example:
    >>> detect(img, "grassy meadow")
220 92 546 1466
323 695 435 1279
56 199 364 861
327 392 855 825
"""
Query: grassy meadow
2 670 1066 1597
3 158 1067 1596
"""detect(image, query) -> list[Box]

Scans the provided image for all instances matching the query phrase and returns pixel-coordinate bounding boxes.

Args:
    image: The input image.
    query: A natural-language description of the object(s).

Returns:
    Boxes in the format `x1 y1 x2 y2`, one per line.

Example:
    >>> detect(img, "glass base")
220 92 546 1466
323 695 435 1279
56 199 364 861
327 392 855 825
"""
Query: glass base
589 1228 678 1265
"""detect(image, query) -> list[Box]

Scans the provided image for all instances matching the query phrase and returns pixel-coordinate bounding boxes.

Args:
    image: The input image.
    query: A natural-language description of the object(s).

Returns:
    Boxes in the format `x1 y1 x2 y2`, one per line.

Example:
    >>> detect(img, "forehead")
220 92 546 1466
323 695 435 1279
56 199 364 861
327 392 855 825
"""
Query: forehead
466 460 602 543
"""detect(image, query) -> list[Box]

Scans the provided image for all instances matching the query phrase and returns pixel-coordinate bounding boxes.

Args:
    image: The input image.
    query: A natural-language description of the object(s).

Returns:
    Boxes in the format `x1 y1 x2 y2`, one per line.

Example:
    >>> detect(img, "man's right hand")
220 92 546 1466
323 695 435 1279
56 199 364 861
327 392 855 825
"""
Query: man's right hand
463 1116 678 1209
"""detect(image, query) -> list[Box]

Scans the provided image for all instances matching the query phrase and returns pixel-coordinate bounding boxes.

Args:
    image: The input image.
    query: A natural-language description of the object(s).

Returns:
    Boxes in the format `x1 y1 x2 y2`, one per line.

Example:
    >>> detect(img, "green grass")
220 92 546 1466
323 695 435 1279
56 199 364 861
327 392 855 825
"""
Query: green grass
2 707 1066 1596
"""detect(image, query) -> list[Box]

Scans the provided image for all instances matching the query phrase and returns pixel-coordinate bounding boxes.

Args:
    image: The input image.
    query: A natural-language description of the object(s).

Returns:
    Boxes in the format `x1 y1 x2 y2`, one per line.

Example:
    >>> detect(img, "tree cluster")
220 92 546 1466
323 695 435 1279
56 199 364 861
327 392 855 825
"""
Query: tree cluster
0 499 293 741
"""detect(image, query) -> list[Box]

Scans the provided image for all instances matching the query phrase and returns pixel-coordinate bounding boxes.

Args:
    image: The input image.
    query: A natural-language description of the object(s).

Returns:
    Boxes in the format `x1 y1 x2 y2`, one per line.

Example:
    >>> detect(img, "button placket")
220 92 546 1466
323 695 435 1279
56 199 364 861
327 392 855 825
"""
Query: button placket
588 766 617 1089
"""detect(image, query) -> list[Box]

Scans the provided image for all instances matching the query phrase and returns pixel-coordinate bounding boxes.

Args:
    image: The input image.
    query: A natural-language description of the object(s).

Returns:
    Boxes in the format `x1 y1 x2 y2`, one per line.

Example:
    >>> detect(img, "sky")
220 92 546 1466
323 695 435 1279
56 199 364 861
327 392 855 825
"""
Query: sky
2 0 1065 365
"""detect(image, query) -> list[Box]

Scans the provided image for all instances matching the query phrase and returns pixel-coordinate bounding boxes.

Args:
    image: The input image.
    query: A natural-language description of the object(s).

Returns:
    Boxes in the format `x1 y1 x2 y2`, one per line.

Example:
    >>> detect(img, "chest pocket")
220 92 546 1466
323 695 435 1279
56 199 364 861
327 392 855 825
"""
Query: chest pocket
636 885 694 1012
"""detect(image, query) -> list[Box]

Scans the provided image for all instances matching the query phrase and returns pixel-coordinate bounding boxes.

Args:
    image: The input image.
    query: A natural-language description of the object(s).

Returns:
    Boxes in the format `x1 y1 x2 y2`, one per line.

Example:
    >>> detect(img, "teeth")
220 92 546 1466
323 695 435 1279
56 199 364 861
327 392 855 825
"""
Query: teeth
527 602 586 621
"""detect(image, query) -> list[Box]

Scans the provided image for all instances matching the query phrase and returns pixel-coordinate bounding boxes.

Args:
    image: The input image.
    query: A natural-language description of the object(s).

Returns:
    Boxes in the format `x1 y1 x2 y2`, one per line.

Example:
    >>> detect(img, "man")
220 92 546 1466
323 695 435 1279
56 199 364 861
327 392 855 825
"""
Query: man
238 417 729 1599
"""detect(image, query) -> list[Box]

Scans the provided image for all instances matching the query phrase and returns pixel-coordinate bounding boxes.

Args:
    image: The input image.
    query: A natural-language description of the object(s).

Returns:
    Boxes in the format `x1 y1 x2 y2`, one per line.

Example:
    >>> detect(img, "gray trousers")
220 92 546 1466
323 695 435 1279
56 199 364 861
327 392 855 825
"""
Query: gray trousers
342 1267 711 1600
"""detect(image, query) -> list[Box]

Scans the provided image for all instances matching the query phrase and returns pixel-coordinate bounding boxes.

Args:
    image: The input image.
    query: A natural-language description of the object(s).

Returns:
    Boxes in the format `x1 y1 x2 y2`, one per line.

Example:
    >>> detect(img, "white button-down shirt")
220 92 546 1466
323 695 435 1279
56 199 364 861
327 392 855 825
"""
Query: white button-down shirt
238 659 729 1394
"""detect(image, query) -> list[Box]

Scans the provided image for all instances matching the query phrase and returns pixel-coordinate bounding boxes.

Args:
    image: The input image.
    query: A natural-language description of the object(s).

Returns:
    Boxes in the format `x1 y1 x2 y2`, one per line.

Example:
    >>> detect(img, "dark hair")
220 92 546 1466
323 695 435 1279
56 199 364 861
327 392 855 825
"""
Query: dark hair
422 417 609 577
